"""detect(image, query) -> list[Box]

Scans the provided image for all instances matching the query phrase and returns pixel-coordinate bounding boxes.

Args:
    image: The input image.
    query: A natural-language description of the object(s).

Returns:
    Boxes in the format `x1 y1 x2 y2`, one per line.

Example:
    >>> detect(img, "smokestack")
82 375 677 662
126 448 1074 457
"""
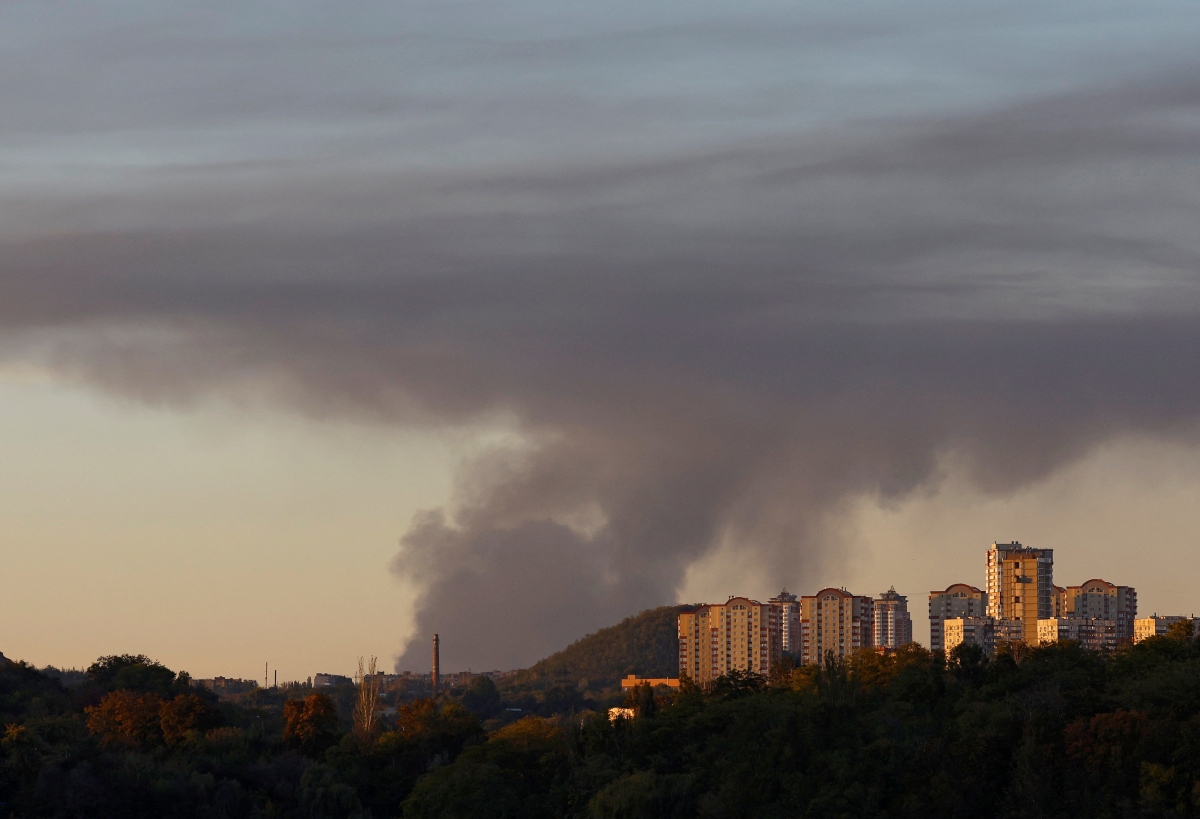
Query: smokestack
432 634 440 697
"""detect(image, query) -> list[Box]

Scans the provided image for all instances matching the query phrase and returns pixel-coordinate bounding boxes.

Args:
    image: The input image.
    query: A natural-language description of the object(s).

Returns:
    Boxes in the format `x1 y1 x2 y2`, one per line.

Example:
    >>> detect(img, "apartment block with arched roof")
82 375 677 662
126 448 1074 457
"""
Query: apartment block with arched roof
798 588 874 666
677 597 782 686
928 583 986 653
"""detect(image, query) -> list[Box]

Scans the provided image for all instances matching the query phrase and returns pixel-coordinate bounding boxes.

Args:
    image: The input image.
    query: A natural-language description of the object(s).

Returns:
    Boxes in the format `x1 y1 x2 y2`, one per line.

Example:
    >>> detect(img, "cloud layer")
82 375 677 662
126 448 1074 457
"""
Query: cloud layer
2 0 1199 669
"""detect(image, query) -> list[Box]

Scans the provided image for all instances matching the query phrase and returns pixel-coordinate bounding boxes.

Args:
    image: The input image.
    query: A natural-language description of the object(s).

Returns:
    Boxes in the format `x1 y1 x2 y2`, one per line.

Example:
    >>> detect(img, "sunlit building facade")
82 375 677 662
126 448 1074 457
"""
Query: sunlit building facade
986 542 1055 644
943 617 995 655
1134 615 1200 643
1037 617 1119 652
798 588 874 666
929 583 986 653
678 597 782 686
1060 579 1137 644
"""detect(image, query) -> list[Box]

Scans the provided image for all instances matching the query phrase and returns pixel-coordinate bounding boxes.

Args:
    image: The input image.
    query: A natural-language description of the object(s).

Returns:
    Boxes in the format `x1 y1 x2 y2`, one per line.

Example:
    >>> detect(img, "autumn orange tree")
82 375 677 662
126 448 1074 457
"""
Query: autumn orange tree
85 691 164 749
160 693 221 746
283 692 340 757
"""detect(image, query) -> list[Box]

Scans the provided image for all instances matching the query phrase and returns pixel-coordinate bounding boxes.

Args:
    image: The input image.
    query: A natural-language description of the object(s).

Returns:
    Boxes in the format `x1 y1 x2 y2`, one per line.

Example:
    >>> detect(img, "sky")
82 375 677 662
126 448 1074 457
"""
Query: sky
2 0 1200 680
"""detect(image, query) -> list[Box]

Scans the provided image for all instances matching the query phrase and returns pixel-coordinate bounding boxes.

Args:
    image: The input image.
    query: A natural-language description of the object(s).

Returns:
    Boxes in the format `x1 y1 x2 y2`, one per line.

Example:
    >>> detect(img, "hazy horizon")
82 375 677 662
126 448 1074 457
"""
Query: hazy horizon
3 0 1200 681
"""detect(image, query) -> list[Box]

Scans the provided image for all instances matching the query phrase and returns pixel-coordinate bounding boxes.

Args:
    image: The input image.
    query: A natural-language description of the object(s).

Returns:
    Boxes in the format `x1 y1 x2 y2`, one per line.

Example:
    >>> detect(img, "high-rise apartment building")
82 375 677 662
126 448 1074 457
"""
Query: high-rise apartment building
677 597 782 686
873 587 913 649
986 542 1054 643
769 588 801 654
798 588 874 666
1060 580 1137 643
928 584 986 653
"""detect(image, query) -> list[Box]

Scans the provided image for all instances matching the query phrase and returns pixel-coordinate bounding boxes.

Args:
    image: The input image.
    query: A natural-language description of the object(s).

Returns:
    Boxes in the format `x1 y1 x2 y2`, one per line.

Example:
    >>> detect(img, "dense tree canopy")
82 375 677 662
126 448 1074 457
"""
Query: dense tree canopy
6 632 1200 817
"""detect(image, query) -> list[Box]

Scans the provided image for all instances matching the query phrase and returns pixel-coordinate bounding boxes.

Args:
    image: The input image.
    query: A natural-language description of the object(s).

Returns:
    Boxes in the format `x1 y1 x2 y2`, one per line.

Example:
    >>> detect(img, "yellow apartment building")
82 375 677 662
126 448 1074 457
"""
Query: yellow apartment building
677 597 782 686
798 588 874 666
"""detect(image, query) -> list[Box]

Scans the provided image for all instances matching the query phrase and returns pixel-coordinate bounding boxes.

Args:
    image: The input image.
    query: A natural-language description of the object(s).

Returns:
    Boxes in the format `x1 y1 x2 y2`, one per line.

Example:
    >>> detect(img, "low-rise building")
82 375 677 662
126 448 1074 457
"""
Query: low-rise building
944 617 995 655
943 617 1026 655
195 677 257 695
620 675 680 689
1134 615 1200 643
313 673 353 687
1037 618 1118 652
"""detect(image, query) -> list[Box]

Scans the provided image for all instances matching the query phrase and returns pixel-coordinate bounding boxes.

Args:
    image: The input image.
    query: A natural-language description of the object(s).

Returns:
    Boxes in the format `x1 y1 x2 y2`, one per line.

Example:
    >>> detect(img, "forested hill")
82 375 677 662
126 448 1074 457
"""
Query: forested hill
509 605 683 688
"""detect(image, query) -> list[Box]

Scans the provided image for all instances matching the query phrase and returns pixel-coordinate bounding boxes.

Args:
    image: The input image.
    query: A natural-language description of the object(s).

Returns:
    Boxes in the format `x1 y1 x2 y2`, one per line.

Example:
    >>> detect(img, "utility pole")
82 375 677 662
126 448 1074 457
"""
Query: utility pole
265 662 268 689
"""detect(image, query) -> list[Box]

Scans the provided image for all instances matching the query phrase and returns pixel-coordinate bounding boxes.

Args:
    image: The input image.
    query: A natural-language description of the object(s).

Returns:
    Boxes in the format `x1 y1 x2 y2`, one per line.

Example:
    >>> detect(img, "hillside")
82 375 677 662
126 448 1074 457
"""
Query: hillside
507 605 684 689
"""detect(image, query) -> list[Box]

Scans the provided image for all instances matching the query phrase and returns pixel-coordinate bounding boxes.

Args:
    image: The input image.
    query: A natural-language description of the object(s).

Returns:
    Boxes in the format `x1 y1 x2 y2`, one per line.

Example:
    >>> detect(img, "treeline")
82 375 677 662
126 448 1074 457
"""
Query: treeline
6 626 1200 817
407 626 1200 818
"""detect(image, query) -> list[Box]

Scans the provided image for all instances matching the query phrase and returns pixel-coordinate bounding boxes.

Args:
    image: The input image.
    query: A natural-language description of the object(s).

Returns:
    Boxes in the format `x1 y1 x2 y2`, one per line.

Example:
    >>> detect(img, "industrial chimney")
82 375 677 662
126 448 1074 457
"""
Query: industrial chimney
432 634 440 697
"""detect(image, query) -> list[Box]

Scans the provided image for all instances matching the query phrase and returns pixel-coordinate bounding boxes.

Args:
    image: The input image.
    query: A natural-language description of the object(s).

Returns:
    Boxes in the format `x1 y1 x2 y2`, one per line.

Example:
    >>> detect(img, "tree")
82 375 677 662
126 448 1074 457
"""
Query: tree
352 656 382 743
1165 618 1195 642
623 683 657 718
461 675 502 718
402 717 569 819
85 690 164 749
160 693 221 746
284 693 341 757
85 655 181 697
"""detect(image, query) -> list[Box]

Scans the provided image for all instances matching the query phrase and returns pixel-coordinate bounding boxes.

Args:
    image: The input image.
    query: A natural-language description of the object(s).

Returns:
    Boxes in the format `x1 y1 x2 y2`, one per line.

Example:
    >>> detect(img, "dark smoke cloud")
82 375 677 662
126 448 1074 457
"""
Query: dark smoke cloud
3 20 1200 669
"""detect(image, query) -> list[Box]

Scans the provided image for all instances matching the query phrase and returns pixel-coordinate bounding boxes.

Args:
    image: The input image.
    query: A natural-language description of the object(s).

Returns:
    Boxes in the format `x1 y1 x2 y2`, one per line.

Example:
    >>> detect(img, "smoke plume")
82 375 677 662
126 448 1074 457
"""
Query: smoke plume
2 3 1199 669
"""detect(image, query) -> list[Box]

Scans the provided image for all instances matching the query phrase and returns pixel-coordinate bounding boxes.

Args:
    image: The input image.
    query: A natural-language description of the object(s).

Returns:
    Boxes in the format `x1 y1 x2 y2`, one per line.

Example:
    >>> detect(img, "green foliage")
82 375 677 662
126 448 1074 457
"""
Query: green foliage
461 675 503 718
400 636 1200 818
15 635 1200 817
508 607 683 689
0 660 71 721
403 717 571 819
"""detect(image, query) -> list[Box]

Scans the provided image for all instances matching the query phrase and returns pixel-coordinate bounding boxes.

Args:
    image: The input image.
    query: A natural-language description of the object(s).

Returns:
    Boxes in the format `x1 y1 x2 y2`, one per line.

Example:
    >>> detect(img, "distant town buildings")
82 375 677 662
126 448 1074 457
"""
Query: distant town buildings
678 597 783 685
314 673 353 687
873 587 913 649
195 677 257 695
928 584 986 653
